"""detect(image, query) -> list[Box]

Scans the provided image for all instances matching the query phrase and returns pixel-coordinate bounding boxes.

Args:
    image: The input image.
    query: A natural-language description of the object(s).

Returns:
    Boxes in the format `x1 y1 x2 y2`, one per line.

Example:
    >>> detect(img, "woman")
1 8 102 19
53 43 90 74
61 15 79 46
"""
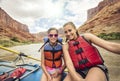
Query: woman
62 22 120 81
41 28 66 81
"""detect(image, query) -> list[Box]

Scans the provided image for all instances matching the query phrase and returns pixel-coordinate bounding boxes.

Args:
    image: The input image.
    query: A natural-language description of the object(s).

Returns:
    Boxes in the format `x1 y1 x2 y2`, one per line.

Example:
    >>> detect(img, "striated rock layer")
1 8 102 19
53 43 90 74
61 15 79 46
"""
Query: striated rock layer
87 0 120 20
0 7 36 42
78 0 120 35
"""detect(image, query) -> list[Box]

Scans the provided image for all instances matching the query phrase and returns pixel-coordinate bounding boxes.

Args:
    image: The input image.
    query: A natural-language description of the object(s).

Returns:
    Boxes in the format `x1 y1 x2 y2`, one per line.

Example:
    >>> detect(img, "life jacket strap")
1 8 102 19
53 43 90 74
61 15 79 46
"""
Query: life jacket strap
75 48 83 54
79 58 88 65
45 57 61 61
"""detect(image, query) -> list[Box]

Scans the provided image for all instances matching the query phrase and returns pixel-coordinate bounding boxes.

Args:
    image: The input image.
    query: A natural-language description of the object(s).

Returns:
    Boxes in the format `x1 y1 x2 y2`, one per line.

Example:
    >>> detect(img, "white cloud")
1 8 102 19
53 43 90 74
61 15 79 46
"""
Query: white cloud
0 0 103 33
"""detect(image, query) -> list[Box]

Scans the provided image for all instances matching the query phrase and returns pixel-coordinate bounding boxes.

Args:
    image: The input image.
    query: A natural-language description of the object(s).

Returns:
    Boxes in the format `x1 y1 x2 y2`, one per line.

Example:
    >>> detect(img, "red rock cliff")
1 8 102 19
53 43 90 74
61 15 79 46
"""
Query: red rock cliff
0 7 35 42
87 0 120 20
78 0 120 35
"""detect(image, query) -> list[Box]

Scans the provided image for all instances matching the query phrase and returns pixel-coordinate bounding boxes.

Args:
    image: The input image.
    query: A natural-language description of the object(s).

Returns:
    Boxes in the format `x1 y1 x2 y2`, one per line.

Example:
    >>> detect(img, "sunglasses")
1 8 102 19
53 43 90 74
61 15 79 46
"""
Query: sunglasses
48 34 58 37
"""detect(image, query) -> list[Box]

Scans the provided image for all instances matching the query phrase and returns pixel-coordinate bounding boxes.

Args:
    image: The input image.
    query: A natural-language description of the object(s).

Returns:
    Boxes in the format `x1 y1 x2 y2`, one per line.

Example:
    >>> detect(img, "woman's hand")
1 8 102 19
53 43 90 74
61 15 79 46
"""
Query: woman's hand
51 69 60 78
47 74 52 81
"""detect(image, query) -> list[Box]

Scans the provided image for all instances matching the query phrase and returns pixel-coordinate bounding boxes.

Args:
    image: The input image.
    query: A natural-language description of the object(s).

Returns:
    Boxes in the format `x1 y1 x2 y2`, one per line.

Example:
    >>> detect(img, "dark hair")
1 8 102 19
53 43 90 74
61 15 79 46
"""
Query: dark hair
63 21 79 37
47 28 58 34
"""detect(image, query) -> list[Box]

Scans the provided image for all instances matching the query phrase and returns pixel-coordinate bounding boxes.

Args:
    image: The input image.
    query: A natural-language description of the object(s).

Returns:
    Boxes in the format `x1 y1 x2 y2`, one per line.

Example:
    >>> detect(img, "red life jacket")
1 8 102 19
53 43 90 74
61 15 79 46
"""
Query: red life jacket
10 67 26 79
1 67 26 81
0 73 8 81
68 36 104 70
44 43 63 68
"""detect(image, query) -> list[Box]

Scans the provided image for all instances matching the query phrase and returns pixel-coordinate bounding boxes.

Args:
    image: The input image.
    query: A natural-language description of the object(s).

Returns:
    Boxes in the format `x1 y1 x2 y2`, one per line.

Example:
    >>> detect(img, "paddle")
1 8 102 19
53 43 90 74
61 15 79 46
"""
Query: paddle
0 46 40 62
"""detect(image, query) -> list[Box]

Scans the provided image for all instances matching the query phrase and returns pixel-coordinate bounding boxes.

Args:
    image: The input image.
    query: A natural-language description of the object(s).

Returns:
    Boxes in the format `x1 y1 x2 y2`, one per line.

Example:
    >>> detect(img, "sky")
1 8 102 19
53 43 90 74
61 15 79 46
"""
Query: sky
0 0 103 33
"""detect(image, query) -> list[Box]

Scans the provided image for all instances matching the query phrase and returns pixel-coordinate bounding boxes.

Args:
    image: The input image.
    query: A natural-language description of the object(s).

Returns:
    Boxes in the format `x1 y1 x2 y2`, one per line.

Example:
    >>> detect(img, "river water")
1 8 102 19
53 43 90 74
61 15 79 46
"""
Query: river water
0 40 120 81
0 43 43 64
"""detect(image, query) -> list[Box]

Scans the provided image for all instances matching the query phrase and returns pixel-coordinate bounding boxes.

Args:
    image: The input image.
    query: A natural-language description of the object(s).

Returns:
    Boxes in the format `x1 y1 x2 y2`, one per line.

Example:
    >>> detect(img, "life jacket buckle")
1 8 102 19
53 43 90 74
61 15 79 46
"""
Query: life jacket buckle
52 63 56 68
73 41 79 46
75 48 83 54
79 58 88 65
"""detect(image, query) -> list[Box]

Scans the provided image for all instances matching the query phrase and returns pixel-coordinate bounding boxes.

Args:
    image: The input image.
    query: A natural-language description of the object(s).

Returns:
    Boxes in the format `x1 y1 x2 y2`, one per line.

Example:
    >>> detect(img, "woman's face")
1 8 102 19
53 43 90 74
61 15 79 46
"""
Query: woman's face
63 24 77 40
48 30 58 44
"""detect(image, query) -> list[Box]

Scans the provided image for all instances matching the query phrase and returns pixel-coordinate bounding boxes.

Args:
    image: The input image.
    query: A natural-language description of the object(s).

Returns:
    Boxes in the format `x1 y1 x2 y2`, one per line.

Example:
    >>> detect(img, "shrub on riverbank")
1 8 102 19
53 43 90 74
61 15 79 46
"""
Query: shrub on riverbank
10 37 20 42
0 39 33 47
97 32 120 40
0 39 21 47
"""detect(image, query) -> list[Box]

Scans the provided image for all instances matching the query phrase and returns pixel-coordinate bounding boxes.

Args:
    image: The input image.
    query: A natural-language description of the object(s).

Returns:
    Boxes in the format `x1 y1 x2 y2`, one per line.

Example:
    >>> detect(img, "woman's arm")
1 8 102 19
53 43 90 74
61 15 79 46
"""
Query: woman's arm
84 33 120 54
62 43 83 80
41 48 51 79
60 54 66 73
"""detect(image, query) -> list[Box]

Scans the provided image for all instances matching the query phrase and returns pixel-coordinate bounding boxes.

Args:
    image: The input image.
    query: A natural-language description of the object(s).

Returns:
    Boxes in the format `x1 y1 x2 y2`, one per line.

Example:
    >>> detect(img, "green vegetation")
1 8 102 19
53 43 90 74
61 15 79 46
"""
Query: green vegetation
0 37 34 47
97 32 120 40
0 39 21 47
10 37 20 42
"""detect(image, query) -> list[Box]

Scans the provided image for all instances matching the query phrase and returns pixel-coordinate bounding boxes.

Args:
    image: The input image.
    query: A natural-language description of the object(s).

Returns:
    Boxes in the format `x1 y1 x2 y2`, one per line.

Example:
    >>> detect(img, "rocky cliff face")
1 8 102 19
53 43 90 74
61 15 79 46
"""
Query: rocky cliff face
78 0 120 35
0 7 35 42
87 0 120 20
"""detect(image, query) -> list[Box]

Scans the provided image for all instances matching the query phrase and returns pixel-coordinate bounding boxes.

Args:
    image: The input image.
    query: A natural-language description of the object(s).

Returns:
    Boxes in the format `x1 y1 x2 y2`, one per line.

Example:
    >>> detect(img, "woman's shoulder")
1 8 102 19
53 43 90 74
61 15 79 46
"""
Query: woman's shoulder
62 42 68 45
80 33 93 37
79 33 93 41
62 42 68 48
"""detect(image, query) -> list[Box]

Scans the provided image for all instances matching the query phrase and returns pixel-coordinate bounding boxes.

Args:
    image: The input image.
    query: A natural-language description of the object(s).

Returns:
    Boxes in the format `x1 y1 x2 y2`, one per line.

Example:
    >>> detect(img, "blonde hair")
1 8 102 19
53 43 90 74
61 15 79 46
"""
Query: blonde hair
63 22 76 29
